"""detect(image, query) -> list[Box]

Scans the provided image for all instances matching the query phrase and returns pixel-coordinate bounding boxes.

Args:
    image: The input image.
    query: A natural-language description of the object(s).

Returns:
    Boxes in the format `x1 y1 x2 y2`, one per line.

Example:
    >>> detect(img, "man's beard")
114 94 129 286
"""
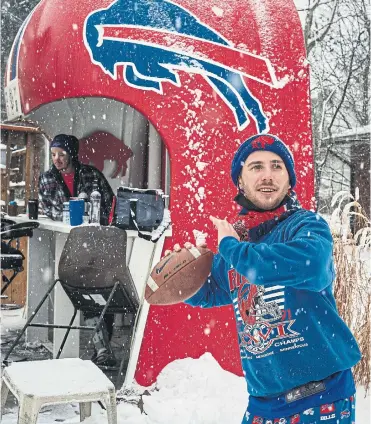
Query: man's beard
61 157 72 172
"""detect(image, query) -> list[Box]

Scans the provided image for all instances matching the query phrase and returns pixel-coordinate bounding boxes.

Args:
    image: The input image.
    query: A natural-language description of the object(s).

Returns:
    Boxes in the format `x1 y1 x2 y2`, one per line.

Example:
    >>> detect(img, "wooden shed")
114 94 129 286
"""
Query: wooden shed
1 121 47 306
319 126 370 218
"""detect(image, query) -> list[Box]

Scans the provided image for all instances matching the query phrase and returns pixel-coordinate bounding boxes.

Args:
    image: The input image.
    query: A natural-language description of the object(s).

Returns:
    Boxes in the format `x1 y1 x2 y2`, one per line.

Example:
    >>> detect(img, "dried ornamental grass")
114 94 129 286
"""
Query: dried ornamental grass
333 238 370 390
330 193 370 393
353 294 371 390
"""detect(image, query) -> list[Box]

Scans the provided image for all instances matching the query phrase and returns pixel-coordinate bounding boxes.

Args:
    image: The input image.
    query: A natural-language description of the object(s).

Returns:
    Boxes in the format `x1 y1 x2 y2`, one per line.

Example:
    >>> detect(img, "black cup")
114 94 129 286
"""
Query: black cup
28 199 39 220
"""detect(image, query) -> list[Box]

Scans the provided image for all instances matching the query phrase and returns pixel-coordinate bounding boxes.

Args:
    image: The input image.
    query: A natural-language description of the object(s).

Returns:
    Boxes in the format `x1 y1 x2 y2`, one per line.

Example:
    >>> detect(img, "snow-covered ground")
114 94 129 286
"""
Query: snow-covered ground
1 308 370 424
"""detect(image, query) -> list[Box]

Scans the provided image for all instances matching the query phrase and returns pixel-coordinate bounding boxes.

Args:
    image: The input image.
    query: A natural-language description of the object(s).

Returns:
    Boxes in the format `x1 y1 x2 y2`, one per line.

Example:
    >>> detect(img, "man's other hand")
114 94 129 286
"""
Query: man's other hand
209 215 239 245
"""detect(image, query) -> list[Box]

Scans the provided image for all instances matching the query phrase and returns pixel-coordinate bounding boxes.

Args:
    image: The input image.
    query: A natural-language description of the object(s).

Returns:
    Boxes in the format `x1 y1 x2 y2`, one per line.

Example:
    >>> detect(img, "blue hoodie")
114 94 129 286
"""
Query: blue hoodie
185 209 361 417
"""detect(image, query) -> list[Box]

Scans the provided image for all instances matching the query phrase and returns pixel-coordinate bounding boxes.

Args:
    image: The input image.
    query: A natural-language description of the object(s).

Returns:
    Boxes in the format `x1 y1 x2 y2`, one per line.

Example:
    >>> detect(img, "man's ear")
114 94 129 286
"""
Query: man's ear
238 177 244 191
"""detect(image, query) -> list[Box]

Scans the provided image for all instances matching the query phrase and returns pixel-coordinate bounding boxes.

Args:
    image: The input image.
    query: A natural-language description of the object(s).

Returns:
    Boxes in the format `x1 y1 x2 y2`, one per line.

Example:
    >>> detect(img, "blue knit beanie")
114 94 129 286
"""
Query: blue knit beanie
50 134 79 161
231 134 296 188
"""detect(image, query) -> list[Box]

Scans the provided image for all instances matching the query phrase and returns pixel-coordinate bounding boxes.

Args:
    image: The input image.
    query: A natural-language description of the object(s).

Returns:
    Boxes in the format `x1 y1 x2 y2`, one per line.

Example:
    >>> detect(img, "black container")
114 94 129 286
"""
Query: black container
114 187 164 231
28 199 39 220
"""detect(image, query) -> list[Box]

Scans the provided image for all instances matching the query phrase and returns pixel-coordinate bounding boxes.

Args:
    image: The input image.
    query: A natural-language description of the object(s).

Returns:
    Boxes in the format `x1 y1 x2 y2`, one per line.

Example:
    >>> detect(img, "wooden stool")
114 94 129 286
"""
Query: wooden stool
1 358 117 424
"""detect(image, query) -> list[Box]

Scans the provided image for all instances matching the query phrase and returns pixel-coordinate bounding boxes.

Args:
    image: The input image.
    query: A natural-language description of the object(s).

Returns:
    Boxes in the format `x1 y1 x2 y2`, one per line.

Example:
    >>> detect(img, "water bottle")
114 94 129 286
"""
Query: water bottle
78 192 91 224
90 181 101 224
62 202 70 224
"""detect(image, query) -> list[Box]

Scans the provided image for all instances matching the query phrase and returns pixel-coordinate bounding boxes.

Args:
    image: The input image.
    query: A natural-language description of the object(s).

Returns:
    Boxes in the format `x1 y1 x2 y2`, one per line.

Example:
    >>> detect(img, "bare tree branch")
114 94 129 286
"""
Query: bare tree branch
327 31 363 135
306 0 340 54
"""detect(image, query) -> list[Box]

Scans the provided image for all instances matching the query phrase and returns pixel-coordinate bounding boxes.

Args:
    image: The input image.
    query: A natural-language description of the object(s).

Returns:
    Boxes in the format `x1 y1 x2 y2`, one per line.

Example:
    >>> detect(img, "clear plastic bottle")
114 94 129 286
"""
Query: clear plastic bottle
78 192 91 224
62 202 70 224
90 181 101 224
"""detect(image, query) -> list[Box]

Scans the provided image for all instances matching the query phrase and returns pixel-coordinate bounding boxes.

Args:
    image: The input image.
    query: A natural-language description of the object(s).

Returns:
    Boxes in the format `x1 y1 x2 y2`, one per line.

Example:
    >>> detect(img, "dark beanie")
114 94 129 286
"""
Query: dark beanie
231 134 296 188
50 134 79 161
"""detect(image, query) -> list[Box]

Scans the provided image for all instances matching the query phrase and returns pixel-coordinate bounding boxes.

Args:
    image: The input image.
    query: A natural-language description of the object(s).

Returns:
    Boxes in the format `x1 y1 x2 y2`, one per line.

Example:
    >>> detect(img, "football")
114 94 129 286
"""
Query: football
145 246 214 305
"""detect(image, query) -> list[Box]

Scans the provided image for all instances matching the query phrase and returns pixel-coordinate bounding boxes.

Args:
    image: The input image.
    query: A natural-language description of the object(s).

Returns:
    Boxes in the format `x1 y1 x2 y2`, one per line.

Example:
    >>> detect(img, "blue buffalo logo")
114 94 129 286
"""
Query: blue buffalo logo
84 0 283 132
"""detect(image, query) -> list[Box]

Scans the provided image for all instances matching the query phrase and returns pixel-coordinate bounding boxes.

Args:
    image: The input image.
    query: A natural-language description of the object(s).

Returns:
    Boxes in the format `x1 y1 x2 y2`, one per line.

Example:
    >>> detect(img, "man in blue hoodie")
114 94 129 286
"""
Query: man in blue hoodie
180 134 360 423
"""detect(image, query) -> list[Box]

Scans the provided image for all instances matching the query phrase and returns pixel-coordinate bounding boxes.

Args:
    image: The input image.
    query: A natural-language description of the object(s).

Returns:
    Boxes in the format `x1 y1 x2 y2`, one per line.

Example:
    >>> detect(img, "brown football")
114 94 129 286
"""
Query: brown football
145 246 214 305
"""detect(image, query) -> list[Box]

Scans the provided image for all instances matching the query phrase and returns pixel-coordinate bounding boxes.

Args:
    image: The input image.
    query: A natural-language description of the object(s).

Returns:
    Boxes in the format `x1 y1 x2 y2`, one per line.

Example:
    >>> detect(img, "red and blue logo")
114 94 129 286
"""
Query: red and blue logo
340 409 351 419
83 0 283 132
320 403 335 414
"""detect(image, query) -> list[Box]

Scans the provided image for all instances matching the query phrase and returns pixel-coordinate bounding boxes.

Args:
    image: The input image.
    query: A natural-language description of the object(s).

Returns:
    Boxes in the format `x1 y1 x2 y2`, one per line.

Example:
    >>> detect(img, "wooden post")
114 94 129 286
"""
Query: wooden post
1 130 12 211
24 132 33 204
31 134 42 199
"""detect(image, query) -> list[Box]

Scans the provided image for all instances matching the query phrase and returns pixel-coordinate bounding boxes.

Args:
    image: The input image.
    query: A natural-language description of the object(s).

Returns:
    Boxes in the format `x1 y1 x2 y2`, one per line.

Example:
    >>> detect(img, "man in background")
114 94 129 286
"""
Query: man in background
39 133 113 224
39 134 116 367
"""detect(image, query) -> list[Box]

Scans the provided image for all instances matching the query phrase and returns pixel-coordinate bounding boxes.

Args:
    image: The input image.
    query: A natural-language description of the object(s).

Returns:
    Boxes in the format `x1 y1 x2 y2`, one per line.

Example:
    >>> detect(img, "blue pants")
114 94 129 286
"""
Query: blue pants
244 395 356 424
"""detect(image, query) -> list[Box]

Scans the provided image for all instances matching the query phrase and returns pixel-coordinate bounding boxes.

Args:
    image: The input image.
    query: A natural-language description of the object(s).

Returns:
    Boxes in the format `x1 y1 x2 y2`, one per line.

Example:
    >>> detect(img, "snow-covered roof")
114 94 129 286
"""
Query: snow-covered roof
12 147 26 153
0 121 41 133
324 126 370 141
9 181 25 187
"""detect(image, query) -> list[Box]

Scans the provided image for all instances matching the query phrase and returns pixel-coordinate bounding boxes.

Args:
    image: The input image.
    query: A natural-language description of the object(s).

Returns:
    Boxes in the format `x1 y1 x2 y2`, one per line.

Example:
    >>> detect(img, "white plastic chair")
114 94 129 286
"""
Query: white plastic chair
1 358 117 423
